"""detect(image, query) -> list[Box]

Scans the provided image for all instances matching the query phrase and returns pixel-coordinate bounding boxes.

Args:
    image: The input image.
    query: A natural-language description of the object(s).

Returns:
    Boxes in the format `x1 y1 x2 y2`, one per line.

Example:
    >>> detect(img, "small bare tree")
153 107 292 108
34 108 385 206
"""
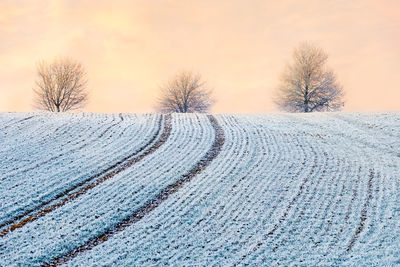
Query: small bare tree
33 58 88 112
275 42 344 112
156 71 214 113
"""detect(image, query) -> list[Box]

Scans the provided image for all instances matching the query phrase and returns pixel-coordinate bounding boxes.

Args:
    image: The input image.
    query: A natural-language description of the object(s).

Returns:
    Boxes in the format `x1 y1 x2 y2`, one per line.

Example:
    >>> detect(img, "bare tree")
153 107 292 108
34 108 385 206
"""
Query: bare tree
156 71 214 113
275 42 344 112
33 58 88 112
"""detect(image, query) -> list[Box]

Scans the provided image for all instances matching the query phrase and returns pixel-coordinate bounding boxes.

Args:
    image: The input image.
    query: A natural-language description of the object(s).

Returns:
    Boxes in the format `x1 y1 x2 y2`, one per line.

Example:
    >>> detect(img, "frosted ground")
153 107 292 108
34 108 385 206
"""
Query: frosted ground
0 112 399 266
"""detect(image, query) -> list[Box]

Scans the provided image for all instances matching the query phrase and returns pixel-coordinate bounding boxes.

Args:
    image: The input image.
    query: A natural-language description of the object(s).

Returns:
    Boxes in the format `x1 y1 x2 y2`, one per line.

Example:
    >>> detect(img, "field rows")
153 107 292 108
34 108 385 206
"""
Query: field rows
0 113 162 230
0 112 399 265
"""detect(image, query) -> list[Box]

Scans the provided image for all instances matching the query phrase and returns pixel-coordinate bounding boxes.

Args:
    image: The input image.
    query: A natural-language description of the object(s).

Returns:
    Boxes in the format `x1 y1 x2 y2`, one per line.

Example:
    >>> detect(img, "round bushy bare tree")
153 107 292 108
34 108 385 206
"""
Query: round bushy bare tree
156 71 214 113
33 58 88 112
275 42 344 112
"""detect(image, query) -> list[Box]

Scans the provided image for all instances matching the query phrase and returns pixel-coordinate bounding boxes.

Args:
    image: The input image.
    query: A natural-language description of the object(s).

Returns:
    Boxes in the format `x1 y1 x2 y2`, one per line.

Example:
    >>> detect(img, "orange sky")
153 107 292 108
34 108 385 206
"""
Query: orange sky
0 0 399 113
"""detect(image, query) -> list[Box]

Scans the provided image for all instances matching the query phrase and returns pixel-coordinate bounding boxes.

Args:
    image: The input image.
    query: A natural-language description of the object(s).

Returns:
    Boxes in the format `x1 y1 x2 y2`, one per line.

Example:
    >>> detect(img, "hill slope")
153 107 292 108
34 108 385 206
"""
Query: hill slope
0 112 399 266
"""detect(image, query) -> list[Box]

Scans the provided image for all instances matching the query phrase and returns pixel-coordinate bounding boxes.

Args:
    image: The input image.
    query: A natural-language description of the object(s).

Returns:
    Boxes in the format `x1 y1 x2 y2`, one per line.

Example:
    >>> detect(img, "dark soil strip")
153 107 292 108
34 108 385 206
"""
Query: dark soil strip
345 168 375 252
0 114 171 237
44 115 225 266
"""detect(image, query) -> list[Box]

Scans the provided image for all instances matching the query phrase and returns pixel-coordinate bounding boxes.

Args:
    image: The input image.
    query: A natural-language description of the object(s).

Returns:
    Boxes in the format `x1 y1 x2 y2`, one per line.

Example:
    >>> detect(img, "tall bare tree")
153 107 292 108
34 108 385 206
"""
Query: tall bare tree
275 42 344 112
156 71 214 113
33 58 88 112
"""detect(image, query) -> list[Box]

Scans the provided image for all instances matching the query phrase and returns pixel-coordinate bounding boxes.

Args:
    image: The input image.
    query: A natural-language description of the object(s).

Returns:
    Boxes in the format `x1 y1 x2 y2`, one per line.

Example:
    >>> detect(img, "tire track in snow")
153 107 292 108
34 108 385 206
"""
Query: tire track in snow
0 114 171 237
44 115 225 266
345 168 375 252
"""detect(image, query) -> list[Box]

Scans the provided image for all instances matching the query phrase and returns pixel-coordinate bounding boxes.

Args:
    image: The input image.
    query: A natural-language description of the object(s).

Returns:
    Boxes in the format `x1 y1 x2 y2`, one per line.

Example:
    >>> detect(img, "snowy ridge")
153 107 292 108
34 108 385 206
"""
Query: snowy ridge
0 112 399 266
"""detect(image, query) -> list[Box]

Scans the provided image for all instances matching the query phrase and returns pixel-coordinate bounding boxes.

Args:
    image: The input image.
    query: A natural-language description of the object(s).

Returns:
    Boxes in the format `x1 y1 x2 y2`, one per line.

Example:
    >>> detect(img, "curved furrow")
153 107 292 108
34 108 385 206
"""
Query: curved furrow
0 114 166 235
61 114 246 266
129 116 251 255
1 114 36 131
300 113 399 159
0 112 399 265
211 129 310 265
0 113 113 176
172 119 302 265
122 115 257 264
313 159 354 257
85 116 294 265
0 114 20 128
0 114 69 156
162 117 307 265
328 114 400 157
63 115 312 266
327 165 363 251
45 115 224 266
334 113 400 140
0 115 22 130
347 166 400 265
0 114 135 224
0 114 156 226
257 154 347 264
127 114 359 266
239 133 327 265
0 113 89 156
0 114 216 266
277 114 399 264
345 168 376 251
0 113 120 185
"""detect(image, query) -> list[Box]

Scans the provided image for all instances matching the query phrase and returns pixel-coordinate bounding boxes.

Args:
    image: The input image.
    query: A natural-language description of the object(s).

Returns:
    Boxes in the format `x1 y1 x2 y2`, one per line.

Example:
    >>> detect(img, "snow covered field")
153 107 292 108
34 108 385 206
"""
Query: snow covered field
0 112 399 265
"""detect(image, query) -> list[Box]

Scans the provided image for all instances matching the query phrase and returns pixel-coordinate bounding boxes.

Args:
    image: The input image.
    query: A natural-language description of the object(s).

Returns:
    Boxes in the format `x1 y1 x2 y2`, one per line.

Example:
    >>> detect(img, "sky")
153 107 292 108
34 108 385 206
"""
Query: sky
0 0 399 113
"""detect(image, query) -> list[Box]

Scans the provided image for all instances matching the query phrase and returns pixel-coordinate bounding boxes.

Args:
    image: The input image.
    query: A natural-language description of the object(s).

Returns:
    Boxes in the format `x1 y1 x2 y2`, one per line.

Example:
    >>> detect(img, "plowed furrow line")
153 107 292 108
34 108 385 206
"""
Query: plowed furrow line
167 118 264 256
0 114 81 156
44 115 225 266
2 115 35 131
129 115 245 255
334 114 398 139
237 142 319 264
231 137 309 263
327 117 398 158
267 148 319 237
328 165 362 250
262 148 328 258
2 116 113 179
275 155 344 261
131 116 262 261
0 115 145 223
0 114 171 237
313 161 349 257
346 168 375 252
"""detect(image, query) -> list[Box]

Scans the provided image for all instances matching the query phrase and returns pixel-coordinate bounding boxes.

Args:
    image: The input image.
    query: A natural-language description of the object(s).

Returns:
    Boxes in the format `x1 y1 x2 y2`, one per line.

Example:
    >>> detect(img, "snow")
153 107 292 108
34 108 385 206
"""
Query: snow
0 112 399 266
0 113 160 227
